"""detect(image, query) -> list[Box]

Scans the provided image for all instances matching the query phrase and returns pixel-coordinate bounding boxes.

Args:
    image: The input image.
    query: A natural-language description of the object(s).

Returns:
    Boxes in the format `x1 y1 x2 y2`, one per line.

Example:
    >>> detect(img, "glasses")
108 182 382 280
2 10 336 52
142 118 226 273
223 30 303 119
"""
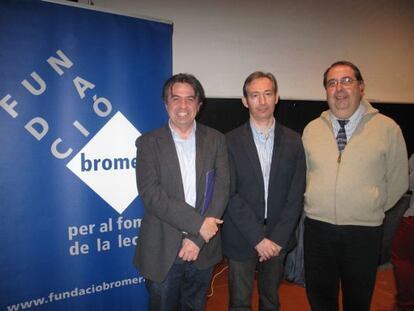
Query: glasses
326 77 359 89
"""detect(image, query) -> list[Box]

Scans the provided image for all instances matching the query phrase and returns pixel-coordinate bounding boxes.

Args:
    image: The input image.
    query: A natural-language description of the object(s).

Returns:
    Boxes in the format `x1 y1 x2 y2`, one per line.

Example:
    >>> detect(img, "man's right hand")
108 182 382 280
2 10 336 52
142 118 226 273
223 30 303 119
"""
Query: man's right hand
199 217 223 242
255 238 280 262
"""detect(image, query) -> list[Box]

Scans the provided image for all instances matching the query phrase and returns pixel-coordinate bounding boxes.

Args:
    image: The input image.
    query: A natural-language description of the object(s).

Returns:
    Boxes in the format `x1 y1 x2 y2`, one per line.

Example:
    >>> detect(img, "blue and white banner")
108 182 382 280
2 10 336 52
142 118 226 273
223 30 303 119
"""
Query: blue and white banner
0 1 172 310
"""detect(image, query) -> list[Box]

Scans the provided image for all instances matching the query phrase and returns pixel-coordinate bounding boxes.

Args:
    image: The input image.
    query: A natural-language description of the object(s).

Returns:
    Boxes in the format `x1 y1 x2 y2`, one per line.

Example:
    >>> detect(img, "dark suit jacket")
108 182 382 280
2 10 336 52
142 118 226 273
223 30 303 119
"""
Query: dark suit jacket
222 121 306 261
134 123 229 282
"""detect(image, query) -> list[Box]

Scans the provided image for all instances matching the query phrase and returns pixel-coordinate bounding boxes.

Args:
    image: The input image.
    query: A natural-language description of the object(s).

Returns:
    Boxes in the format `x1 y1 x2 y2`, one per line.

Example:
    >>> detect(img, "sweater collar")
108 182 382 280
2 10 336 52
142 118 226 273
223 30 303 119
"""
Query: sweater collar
321 98 378 123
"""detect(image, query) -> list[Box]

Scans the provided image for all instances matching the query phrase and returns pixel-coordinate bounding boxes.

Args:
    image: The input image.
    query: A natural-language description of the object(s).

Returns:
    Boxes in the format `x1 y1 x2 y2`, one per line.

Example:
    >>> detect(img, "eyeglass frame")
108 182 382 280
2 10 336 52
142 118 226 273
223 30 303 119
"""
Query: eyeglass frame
325 76 361 89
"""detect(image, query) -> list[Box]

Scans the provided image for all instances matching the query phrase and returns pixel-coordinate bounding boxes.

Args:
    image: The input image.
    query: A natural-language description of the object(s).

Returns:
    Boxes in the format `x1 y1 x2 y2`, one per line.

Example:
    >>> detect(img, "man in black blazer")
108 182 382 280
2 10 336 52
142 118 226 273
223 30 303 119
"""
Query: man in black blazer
222 71 306 310
134 74 229 310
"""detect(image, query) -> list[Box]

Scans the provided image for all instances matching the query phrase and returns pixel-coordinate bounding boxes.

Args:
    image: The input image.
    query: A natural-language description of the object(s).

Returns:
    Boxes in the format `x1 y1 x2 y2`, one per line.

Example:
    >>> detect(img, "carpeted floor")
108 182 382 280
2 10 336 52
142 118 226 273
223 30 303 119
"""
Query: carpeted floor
206 262 396 311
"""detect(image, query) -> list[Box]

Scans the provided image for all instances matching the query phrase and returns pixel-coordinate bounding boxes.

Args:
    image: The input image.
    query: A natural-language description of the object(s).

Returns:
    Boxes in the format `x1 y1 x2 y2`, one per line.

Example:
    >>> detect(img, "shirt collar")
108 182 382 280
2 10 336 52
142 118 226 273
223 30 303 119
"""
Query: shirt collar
168 120 197 141
330 102 365 125
250 118 275 139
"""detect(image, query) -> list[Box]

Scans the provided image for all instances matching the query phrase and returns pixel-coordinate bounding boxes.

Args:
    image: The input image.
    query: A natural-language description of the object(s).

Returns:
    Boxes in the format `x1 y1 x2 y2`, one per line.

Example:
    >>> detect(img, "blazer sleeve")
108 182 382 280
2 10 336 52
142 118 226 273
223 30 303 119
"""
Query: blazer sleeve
135 135 204 236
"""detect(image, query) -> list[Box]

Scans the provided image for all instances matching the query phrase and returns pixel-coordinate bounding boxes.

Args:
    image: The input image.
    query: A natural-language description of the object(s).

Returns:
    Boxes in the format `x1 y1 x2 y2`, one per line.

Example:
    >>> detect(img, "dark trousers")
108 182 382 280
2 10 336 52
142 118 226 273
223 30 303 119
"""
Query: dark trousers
228 253 286 311
146 260 213 311
304 217 383 311
391 216 414 311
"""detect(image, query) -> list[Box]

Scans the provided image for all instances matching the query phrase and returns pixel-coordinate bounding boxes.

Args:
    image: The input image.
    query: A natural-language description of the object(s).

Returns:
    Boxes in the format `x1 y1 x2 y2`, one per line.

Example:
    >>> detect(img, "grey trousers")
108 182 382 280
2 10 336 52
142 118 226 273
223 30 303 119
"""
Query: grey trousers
228 253 286 311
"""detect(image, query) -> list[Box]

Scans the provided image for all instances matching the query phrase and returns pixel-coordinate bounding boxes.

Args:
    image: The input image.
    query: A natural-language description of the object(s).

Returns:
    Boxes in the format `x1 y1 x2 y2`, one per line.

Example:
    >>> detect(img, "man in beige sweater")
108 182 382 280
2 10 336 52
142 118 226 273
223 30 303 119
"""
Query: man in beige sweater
302 61 408 311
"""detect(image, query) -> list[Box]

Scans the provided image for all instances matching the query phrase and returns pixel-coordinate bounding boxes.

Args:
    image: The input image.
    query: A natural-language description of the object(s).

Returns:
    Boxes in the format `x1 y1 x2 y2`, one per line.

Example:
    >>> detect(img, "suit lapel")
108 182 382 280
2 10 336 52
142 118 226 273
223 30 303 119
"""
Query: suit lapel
195 124 206 211
242 122 265 187
157 124 185 201
268 123 283 190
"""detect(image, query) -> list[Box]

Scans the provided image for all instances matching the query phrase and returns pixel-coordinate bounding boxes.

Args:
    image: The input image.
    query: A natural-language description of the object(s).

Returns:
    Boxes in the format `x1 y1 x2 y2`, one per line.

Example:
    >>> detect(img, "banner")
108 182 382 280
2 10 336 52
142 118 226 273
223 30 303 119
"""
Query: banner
0 1 172 310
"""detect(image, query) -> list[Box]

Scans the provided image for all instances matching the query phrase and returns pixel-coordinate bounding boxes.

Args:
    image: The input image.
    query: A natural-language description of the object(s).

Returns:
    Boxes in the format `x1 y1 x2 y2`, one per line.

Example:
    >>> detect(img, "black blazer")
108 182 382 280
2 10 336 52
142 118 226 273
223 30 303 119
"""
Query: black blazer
222 121 306 261
134 123 229 282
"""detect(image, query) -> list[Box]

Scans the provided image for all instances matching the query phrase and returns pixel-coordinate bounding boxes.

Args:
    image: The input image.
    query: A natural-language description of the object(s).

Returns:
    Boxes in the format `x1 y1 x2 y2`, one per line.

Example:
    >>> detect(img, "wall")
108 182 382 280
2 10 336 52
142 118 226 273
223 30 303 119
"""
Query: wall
84 0 413 103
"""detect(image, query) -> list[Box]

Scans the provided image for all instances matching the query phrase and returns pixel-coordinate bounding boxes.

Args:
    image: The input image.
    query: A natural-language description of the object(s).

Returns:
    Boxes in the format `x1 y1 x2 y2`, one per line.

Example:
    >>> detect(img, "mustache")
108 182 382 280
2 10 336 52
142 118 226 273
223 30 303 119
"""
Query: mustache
334 90 348 97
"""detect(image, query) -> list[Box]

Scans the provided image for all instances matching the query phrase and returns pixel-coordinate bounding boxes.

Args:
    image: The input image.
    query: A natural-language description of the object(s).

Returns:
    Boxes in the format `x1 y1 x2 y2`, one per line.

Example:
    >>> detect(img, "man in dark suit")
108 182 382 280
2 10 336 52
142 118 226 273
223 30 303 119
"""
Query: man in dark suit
222 71 306 311
134 73 230 310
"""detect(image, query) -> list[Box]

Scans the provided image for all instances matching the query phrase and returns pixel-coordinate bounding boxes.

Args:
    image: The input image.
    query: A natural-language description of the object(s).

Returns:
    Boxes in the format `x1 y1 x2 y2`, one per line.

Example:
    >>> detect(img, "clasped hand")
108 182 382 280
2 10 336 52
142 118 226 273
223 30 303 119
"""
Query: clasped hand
199 217 223 243
178 238 200 261
255 238 282 262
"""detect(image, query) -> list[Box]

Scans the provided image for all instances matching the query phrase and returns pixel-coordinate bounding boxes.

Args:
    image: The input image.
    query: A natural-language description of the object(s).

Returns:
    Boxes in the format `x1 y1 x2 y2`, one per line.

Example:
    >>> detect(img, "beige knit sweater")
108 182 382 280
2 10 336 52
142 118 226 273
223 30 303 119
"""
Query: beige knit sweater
302 100 409 226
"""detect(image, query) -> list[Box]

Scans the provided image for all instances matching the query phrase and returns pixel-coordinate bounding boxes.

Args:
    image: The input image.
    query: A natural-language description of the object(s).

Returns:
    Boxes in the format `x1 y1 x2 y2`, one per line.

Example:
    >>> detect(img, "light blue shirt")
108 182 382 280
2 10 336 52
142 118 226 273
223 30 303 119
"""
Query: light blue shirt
250 118 275 219
330 102 366 141
169 121 196 208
